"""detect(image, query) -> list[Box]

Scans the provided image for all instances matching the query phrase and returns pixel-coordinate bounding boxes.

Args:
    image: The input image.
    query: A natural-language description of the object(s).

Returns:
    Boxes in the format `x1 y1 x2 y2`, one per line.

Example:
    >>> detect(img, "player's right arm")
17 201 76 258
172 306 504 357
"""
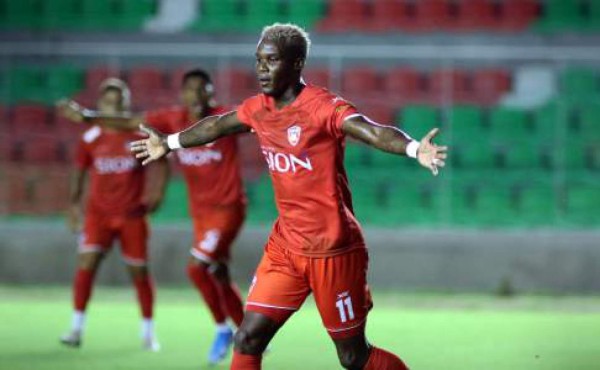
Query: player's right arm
57 99 142 130
67 168 86 233
131 111 250 165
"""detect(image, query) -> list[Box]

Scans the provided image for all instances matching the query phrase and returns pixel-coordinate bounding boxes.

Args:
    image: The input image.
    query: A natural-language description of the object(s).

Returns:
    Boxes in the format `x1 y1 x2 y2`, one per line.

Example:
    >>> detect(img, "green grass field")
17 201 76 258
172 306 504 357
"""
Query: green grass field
1 286 599 370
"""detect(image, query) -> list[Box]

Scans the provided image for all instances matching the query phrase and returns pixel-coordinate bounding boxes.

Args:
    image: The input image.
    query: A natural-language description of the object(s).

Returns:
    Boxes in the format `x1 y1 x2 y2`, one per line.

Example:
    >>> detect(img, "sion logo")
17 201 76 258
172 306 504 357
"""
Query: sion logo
262 148 313 174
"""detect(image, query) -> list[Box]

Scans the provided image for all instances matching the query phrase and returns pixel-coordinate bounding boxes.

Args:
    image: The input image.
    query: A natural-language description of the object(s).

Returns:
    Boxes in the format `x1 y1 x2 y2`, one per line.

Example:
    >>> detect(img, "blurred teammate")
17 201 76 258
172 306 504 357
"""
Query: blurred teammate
60 78 168 351
59 70 246 364
131 24 447 369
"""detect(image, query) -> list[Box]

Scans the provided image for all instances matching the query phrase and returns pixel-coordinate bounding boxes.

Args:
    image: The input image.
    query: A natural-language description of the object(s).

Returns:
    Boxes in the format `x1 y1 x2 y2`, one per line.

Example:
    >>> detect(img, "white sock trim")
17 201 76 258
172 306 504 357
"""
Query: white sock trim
216 323 231 333
72 310 85 332
142 318 154 339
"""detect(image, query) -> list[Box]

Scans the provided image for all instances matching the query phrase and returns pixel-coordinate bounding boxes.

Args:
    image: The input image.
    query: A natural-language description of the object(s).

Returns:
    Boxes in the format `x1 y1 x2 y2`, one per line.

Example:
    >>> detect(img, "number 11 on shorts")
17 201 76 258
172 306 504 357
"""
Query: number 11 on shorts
335 293 355 323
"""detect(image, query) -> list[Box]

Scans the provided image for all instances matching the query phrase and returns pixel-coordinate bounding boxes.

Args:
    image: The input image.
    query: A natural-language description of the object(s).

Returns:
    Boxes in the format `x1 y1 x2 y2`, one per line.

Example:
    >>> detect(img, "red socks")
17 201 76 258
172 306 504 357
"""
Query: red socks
218 282 244 327
187 263 227 323
364 346 409 370
230 352 262 370
73 268 96 311
132 274 155 319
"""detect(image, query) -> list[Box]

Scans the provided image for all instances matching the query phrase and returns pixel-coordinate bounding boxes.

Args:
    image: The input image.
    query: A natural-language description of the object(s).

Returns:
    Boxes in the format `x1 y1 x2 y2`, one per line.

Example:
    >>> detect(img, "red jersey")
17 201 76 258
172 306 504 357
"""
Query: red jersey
237 85 365 257
76 126 147 216
145 105 245 216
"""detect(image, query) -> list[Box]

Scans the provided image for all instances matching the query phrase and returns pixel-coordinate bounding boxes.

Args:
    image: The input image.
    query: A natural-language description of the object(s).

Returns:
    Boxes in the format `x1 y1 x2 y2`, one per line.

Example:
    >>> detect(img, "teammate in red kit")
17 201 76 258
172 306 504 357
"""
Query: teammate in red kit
59 70 246 364
132 23 447 369
60 78 168 351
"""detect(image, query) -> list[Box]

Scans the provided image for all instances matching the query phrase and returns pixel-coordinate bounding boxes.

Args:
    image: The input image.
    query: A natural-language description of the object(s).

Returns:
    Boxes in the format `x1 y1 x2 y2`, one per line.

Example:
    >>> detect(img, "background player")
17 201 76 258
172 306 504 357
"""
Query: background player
131 23 447 369
59 70 246 364
60 78 168 352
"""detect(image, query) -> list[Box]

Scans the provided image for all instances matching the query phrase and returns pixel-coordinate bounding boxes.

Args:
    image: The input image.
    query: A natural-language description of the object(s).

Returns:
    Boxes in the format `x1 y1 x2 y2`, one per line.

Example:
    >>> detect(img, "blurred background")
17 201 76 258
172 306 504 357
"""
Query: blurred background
0 0 599 293
1 1 600 369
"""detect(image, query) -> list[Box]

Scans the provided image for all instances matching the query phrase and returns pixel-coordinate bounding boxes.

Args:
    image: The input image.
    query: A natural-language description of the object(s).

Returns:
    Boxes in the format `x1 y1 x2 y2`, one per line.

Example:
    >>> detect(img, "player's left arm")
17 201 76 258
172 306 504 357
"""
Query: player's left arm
342 114 448 176
142 157 169 213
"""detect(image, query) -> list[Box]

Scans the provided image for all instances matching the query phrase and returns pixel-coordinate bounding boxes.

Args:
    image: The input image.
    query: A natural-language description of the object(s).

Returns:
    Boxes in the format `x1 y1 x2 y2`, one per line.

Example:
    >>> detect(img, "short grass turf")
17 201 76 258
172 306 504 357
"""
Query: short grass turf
1 286 600 370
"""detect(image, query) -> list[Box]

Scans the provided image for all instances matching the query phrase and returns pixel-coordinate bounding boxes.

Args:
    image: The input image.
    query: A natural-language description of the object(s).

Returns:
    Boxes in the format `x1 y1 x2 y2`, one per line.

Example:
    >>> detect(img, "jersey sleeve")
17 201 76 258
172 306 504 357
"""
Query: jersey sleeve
74 140 92 170
324 96 359 139
235 97 259 130
144 109 174 133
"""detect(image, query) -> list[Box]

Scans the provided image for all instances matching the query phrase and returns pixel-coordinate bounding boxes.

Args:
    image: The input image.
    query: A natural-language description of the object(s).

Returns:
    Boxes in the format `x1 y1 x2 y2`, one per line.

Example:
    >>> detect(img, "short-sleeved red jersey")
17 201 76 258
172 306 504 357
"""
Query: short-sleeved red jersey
237 85 365 257
145 105 245 216
76 126 147 216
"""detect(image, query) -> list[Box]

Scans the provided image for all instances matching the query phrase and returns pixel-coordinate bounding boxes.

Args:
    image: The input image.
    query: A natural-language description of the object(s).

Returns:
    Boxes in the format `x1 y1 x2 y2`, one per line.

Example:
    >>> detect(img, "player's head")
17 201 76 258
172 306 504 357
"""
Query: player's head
256 23 311 97
181 68 214 108
97 78 131 114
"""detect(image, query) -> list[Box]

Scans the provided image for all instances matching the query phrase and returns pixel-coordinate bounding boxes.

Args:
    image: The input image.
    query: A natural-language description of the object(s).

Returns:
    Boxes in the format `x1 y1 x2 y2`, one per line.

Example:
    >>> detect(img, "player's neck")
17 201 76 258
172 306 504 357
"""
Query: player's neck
273 82 305 110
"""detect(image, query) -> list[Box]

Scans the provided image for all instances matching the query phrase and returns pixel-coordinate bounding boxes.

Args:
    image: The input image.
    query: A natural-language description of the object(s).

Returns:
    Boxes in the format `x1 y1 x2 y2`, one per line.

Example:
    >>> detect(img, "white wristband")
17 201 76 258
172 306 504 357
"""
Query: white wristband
406 140 420 159
166 133 182 150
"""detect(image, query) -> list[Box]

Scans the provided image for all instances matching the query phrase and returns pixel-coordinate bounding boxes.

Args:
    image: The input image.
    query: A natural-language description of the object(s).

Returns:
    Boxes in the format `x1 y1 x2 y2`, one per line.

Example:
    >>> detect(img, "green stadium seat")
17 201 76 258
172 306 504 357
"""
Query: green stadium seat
46 65 84 102
345 142 369 168
243 0 282 32
535 0 584 32
565 185 600 225
578 103 600 141
118 0 155 30
7 66 45 103
456 140 496 168
501 144 540 168
489 107 531 142
287 0 324 29
1 0 42 30
189 0 244 32
40 0 80 30
80 0 116 30
472 186 517 226
560 68 598 98
446 105 484 138
532 101 570 141
398 105 439 138
589 0 600 31
518 185 557 226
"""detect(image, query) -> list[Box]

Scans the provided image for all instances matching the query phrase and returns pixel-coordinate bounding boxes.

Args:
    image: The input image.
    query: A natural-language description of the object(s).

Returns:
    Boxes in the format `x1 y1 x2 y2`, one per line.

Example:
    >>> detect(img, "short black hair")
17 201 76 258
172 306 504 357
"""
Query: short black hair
261 23 311 62
182 68 212 85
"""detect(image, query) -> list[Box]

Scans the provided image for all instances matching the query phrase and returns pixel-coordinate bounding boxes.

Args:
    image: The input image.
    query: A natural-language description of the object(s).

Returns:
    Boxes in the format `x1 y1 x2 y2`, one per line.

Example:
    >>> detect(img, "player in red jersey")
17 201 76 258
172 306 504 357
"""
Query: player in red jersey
60 78 168 351
132 24 447 369
59 70 246 364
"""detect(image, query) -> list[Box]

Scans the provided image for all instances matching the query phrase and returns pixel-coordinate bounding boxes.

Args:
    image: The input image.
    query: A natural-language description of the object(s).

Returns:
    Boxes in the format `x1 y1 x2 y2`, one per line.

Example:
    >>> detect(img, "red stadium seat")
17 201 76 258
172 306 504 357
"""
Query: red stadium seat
472 69 512 105
0 136 17 162
428 69 472 104
215 68 256 104
496 0 538 32
303 68 333 89
400 0 452 32
384 68 425 104
128 66 165 91
368 0 408 32
450 0 496 31
168 66 193 92
21 137 61 163
361 103 395 124
0 105 7 134
10 105 50 136
317 0 369 32
85 65 122 90
342 67 380 96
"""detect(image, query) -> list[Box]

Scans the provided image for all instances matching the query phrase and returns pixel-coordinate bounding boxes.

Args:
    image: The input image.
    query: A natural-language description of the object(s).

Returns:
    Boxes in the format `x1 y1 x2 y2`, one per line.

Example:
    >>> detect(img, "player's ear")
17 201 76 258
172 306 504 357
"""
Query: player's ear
294 58 305 71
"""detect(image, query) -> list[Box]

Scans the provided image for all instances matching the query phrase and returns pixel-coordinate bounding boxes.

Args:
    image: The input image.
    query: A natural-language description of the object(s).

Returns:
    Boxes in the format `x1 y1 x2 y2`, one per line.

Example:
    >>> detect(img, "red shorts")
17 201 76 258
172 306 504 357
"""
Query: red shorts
246 242 372 339
79 213 149 266
190 205 245 263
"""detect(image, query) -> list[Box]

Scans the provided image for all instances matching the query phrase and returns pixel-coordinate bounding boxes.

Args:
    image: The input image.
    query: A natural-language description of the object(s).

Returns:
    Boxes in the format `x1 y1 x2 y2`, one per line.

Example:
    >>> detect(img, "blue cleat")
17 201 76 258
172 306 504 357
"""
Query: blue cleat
208 326 234 365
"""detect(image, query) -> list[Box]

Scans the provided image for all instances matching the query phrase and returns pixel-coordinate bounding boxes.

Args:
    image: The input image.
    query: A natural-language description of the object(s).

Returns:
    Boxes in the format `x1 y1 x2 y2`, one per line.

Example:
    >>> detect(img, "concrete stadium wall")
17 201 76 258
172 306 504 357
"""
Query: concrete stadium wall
1 222 599 294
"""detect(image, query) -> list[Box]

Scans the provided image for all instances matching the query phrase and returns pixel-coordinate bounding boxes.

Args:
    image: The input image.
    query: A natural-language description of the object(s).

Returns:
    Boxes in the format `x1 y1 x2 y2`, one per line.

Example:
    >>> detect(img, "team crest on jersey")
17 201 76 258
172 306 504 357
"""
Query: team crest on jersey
287 125 301 147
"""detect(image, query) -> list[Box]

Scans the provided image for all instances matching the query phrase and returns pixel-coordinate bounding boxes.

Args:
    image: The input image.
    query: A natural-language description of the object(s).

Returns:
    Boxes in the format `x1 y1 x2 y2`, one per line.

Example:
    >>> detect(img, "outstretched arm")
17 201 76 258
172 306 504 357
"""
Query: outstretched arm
131 110 250 165
342 114 448 175
57 99 142 130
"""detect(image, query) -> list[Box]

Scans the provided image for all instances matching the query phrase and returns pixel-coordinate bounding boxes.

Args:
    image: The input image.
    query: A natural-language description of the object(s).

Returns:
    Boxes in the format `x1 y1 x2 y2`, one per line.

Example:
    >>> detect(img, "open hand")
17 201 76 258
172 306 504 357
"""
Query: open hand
130 124 169 166
417 128 448 176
